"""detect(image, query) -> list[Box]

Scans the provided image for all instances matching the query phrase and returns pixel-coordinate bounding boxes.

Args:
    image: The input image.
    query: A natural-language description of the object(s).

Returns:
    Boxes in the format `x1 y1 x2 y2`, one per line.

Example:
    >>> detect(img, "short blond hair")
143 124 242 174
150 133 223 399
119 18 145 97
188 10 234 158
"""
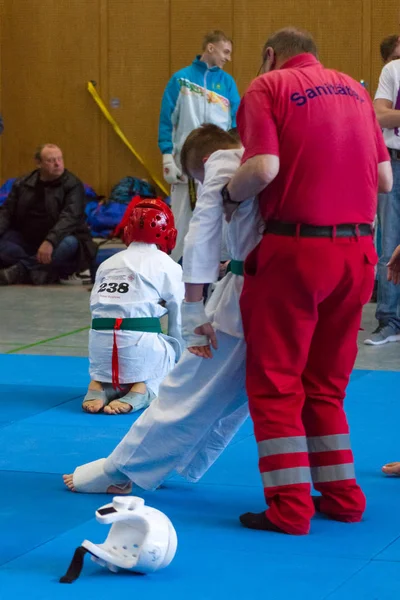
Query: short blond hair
202 30 232 51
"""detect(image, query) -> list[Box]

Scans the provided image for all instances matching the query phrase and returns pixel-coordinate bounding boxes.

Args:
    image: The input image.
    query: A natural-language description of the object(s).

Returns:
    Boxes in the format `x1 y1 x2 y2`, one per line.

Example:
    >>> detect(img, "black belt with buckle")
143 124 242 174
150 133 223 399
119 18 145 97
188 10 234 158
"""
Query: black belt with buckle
388 148 400 160
264 221 373 238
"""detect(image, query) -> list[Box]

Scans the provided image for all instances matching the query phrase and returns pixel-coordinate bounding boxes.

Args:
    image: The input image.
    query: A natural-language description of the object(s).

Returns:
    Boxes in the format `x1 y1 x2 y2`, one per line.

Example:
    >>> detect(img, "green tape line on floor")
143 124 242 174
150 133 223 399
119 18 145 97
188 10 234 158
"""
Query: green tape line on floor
5 324 168 355
5 326 90 354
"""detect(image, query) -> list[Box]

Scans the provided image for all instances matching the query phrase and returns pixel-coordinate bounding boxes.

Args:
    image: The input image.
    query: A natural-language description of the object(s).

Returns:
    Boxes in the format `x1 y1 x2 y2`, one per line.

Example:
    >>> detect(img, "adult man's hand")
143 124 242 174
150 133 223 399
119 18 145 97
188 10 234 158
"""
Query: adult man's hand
221 182 240 223
188 322 218 359
37 240 54 264
223 200 239 223
388 245 400 285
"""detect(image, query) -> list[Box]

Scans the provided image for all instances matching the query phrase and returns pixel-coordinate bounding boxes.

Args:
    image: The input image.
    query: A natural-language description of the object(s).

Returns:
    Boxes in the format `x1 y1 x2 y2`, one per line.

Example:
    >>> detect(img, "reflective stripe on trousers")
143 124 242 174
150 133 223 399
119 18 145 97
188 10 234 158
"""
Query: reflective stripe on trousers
258 434 356 488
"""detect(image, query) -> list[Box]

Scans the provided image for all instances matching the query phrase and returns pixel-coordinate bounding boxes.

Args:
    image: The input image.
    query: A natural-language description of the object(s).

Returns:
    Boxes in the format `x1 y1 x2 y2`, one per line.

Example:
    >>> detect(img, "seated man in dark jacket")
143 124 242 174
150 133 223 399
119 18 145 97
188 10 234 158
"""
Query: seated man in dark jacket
0 144 96 285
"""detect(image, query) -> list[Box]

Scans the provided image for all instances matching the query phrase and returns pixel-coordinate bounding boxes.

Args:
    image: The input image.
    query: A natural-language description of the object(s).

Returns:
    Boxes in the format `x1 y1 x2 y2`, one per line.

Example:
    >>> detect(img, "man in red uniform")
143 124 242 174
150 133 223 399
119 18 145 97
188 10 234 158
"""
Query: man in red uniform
221 28 393 535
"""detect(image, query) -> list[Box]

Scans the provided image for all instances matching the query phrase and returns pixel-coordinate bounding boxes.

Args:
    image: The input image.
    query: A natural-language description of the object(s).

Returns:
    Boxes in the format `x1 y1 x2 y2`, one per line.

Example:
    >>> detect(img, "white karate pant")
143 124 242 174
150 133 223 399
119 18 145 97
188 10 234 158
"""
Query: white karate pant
104 330 248 490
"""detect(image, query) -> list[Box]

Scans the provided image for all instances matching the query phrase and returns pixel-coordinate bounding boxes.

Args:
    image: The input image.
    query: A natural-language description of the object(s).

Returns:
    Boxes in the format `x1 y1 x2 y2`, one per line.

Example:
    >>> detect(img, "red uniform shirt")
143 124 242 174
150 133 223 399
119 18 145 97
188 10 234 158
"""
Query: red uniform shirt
238 54 389 225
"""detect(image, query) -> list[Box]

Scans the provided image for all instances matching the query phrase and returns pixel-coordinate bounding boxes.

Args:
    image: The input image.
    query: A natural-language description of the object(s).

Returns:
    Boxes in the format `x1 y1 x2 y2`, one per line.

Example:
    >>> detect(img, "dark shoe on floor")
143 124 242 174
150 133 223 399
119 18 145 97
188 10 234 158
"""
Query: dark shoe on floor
239 511 288 534
60 270 92 286
0 262 29 285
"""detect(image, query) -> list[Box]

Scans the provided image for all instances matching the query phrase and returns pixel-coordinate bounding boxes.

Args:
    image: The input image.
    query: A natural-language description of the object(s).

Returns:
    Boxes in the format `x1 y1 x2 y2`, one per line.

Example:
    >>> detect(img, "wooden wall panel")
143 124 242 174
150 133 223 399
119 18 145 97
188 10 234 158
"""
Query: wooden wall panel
233 0 366 94
361 0 372 93
170 0 233 75
99 0 110 195
371 0 399 95
106 0 170 191
0 0 393 194
1 0 102 189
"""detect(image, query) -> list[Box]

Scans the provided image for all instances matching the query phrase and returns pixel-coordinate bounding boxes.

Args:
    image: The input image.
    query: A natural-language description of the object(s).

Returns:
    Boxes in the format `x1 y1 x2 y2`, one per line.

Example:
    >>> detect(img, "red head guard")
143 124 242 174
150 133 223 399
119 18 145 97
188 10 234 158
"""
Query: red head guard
123 197 177 254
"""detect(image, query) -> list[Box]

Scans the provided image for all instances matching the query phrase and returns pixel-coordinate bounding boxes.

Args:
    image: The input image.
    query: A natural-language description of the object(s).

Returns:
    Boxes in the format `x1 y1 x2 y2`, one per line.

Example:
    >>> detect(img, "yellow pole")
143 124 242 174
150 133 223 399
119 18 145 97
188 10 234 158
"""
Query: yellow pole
87 81 169 196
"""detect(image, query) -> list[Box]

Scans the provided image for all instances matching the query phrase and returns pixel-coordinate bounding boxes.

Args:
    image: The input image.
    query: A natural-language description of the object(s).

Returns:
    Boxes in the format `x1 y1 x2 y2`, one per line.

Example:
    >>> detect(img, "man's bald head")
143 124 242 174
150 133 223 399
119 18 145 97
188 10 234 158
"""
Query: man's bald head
35 144 65 181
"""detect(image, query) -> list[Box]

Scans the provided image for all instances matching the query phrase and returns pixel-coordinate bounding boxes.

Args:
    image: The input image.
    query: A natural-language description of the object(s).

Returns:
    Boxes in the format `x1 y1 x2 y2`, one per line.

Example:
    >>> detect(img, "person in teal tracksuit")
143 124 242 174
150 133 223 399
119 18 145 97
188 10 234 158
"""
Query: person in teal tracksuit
158 30 240 262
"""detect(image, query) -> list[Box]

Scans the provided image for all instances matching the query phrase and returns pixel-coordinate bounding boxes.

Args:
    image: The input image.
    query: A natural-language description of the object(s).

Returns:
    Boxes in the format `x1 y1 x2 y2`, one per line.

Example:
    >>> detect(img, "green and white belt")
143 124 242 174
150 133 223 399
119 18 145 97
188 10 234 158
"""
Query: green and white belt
91 317 162 333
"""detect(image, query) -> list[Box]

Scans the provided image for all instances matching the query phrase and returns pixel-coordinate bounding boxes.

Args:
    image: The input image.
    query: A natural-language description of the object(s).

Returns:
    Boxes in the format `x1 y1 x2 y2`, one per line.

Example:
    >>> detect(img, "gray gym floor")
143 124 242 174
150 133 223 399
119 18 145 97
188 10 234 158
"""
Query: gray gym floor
1 285 399 370
0 286 90 357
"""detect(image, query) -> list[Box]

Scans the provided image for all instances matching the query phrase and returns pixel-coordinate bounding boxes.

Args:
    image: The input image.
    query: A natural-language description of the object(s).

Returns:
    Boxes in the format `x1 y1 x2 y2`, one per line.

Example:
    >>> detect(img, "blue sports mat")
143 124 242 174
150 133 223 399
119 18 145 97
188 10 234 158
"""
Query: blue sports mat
325 561 400 600
0 518 368 600
0 354 399 599
0 384 81 427
0 422 132 473
0 354 89 387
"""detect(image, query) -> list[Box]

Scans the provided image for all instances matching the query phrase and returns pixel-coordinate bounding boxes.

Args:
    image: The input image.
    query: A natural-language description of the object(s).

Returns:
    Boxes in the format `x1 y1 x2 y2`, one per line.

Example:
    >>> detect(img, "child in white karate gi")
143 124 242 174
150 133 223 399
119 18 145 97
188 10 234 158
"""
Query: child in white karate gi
64 124 262 491
82 198 184 415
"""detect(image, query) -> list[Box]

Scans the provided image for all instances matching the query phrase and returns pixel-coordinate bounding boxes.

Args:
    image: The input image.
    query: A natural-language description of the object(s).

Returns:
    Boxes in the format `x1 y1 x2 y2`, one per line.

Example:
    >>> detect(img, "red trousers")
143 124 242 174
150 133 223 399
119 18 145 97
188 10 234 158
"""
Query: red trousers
240 233 377 534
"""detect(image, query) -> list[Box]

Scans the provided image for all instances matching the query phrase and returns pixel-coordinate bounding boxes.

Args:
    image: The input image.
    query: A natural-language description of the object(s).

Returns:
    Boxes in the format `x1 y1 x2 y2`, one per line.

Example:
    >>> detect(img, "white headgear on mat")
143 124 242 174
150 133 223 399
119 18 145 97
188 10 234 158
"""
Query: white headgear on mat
60 496 178 583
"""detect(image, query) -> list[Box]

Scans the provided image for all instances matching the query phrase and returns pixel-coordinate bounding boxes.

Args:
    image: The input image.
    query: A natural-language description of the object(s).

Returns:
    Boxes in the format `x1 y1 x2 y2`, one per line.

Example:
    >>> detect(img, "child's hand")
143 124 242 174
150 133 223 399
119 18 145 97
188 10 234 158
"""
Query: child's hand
188 344 213 359
388 245 400 285
219 261 230 279
188 323 218 359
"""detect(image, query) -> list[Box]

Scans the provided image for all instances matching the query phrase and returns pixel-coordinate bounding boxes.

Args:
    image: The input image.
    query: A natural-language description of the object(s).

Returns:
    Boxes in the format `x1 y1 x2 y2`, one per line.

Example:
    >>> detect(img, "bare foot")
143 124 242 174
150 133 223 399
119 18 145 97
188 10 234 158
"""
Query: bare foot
62 473 132 494
63 474 77 492
82 381 107 414
382 462 400 475
104 400 132 415
103 382 147 414
82 399 105 413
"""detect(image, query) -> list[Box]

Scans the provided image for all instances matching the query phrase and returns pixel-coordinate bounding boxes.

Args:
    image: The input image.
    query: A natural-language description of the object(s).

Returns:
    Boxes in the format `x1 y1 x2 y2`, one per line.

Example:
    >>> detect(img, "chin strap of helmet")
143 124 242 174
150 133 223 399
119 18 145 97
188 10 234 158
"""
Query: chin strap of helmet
60 546 90 584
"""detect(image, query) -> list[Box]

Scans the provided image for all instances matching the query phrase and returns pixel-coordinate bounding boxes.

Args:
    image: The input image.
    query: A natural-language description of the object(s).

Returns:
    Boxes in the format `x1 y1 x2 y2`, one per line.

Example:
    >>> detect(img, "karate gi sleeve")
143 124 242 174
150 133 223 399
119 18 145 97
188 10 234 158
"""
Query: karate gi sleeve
182 154 233 283
158 75 181 155
162 261 185 357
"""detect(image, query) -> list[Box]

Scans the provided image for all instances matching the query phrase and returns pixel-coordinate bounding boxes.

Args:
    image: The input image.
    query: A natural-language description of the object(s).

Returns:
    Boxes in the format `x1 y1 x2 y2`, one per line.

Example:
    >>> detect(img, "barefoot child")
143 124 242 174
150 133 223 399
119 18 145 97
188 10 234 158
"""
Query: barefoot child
82 197 184 415
64 124 262 491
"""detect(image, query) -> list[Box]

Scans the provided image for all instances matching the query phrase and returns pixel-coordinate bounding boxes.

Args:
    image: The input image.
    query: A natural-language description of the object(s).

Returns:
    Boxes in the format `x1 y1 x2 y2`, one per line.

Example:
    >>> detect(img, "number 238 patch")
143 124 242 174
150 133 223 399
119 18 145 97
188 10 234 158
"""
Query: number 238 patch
98 282 130 294
95 268 135 299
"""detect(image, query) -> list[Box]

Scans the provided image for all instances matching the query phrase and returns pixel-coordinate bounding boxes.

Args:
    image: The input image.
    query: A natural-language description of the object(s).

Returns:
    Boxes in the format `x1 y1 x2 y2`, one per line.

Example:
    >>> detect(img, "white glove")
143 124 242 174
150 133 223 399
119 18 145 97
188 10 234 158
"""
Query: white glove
162 154 183 185
181 300 210 347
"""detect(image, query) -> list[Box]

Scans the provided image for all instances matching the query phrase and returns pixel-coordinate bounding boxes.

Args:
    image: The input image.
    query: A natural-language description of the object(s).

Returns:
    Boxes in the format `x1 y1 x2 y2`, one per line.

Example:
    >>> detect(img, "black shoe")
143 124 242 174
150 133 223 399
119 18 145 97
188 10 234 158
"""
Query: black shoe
0 262 29 285
239 511 287 533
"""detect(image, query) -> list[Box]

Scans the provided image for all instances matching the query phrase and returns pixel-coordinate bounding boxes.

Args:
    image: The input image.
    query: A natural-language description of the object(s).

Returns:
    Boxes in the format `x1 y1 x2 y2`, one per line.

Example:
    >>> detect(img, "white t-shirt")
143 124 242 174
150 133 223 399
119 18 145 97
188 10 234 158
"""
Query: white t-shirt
375 60 400 150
